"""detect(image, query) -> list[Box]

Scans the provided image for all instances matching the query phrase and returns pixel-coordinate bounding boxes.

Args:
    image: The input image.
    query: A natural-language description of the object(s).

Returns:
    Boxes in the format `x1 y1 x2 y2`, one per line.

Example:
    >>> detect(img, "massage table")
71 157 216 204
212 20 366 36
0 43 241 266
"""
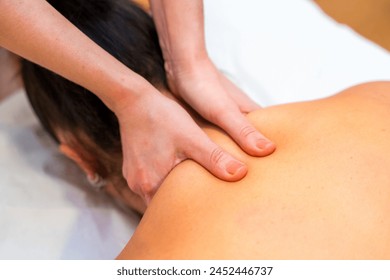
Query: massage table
1 0 389 259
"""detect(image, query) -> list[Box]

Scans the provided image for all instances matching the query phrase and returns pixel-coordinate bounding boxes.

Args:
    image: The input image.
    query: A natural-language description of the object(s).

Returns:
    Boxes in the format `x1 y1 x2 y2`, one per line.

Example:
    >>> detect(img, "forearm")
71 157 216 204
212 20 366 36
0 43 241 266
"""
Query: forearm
149 0 208 70
0 0 153 112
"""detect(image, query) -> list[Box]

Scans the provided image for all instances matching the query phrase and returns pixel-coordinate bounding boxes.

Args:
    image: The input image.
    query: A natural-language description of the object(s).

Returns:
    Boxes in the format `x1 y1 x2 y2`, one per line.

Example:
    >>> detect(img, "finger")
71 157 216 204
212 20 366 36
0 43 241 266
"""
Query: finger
124 151 187 205
188 92 275 157
123 161 157 204
214 108 276 157
127 174 159 205
219 73 261 113
183 132 248 182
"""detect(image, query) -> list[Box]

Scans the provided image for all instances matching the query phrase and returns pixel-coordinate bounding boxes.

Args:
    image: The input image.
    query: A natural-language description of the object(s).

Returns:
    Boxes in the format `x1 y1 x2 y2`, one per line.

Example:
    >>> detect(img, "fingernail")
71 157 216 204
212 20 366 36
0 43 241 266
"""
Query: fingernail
226 160 246 176
256 139 273 150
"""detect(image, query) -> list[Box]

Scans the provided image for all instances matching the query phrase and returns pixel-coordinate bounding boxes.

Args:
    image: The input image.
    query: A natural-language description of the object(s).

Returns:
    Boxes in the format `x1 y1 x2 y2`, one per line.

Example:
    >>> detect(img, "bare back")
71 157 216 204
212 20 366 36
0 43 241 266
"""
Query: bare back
119 82 390 259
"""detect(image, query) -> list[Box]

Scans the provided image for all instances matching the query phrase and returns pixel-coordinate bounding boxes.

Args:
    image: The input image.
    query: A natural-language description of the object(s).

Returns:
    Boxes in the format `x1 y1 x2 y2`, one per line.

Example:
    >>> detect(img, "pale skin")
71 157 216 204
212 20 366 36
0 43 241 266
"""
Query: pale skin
117 82 390 259
0 49 21 101
0 0 275 204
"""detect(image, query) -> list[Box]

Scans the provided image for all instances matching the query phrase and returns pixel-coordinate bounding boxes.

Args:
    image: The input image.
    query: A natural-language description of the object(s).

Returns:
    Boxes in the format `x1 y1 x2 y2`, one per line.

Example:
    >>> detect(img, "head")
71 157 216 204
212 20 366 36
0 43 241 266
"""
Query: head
21 0 168 214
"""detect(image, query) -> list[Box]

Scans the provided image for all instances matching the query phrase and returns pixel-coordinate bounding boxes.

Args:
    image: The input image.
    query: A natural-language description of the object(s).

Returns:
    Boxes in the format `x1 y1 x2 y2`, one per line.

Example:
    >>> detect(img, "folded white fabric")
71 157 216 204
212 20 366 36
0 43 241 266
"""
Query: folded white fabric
1 0 390 259
205 0 390 106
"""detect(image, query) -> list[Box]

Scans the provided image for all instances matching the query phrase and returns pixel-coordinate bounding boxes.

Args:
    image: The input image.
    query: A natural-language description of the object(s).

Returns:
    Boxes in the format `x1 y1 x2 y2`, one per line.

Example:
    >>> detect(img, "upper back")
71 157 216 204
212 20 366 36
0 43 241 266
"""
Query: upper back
119 82 390 259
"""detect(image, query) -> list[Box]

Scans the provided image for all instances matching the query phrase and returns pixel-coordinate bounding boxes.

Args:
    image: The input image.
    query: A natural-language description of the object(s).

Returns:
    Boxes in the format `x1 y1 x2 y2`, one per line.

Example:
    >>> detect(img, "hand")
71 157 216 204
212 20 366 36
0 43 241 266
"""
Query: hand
165 57 276 157
117 90 249 204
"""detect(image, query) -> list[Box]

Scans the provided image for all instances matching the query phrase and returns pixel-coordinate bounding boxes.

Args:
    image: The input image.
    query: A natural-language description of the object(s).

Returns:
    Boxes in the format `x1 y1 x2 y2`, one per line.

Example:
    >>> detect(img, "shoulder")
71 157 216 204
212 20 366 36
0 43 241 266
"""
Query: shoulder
330 81 390 105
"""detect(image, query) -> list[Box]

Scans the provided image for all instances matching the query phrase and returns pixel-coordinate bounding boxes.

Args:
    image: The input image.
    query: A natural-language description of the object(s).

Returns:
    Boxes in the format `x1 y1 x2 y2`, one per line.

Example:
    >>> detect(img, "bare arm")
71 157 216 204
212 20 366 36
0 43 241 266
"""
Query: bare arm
150 0 275 156
0 0 149 111
0 0 251 202
149 0 207 70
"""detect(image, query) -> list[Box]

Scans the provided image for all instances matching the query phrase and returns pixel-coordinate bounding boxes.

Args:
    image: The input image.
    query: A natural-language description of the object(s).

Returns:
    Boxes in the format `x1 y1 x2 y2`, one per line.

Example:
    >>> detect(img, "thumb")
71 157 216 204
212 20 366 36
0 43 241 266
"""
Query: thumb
184 134 248 181
220 73 261 113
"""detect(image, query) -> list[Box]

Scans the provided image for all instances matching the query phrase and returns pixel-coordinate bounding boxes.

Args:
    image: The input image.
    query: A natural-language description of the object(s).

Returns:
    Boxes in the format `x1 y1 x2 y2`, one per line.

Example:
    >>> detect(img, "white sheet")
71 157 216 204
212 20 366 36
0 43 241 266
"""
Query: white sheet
205 0 390 106
0 91 140 259
1 0 390 259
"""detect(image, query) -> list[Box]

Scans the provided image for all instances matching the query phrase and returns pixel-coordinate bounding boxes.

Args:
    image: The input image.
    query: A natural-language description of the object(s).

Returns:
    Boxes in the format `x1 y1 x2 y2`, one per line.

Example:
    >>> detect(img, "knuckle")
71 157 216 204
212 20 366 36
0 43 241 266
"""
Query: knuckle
127 181 141 195
136 171 153 193
239 124 257 138
124 166 152 194
138 182 155 197
132 177 155 199
122 162 129 179
209 147 226 165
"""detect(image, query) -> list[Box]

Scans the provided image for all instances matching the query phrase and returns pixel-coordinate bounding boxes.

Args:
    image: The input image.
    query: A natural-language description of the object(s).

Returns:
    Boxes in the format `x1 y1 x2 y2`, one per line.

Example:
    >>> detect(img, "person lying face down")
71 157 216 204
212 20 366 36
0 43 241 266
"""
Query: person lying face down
117 81 390 259
22 0 390 259
22 0 169 214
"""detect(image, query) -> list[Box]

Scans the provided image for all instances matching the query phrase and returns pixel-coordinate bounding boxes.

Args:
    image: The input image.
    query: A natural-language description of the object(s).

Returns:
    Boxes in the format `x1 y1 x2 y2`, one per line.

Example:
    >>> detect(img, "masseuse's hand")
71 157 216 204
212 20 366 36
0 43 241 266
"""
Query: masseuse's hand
165 57 275 156
116 88 251 204
118 58 276 204
1 0 249 203
123 0 275 203
1 0 275 205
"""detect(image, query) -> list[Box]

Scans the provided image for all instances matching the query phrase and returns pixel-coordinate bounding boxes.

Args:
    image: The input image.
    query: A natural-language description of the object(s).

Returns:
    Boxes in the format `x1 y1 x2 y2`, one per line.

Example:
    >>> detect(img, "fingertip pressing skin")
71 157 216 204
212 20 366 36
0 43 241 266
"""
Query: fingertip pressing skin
212 150 248 181
223 160 248 181
239 132 276 157
185 134 247 182
232 121 277 157
254 138 276 156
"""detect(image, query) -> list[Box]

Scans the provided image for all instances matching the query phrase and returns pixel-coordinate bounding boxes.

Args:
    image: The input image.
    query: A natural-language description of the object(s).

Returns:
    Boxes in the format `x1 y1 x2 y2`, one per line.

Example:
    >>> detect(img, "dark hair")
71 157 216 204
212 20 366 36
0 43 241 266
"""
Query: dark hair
21 0 166 206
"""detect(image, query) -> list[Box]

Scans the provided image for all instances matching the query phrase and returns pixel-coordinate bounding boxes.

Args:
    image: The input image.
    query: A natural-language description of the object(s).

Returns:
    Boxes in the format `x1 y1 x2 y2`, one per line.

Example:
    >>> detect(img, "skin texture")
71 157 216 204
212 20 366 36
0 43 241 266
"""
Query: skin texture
0 0 275 204
149 0 273 153
118 82 390 259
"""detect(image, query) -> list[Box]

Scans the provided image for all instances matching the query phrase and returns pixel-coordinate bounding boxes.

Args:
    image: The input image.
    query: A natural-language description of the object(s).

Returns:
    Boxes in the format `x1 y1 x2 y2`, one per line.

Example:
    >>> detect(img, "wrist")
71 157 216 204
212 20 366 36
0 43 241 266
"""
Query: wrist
109 77 158 119
165 52 212 79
